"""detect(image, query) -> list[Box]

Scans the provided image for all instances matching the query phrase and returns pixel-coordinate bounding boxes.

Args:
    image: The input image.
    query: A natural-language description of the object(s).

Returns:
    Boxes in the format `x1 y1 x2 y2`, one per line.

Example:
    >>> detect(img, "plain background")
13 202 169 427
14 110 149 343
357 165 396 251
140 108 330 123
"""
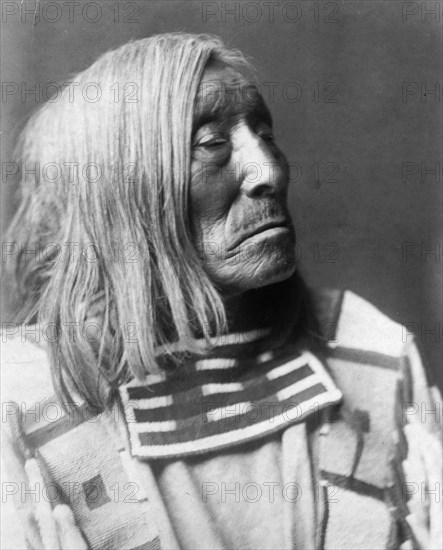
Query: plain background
1 0 441 387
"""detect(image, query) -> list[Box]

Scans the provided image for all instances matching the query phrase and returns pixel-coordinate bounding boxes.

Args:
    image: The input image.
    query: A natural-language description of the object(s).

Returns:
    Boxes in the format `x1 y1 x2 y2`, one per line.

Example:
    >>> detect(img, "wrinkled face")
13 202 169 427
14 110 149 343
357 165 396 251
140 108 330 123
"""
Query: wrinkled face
190 61 296 296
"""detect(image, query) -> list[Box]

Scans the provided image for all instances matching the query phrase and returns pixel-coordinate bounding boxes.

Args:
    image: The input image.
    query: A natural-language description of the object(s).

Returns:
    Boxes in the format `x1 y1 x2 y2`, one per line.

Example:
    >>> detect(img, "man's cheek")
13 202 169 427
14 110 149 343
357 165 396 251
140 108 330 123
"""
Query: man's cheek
190 160 225 190
195 222 227 259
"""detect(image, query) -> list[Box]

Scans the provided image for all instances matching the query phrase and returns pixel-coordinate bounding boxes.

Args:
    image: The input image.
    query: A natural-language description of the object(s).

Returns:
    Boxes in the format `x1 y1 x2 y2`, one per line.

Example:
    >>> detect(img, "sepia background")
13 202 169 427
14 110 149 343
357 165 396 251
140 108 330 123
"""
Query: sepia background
1 0 441 387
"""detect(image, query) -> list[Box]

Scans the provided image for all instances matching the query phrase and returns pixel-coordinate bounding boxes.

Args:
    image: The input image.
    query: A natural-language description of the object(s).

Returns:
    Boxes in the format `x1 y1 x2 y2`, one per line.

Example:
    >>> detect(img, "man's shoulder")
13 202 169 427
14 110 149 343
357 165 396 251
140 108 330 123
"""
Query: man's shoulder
1 326 54 407
311 287 407 359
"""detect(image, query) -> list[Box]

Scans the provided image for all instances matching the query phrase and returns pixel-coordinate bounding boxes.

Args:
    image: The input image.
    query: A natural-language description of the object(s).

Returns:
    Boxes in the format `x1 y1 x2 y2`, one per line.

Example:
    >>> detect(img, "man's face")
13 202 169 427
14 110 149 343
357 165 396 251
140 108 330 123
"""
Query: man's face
189 61 296 297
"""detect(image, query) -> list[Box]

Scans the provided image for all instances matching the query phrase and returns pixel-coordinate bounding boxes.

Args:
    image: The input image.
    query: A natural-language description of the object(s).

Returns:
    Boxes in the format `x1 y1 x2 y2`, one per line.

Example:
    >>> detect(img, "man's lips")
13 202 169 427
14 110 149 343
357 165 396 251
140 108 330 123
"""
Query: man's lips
227 218 292 251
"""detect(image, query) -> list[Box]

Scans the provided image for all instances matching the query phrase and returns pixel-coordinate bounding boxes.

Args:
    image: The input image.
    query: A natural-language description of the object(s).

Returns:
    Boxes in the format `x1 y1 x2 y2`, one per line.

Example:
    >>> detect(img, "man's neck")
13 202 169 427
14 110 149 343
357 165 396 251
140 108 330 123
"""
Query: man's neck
223 288 276 334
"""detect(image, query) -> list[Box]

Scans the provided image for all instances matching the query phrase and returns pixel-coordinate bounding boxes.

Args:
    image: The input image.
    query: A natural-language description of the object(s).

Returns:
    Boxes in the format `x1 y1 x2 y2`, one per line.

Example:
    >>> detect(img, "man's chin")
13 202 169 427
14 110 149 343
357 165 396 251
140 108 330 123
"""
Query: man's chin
212 255 297 295
251 260 297 289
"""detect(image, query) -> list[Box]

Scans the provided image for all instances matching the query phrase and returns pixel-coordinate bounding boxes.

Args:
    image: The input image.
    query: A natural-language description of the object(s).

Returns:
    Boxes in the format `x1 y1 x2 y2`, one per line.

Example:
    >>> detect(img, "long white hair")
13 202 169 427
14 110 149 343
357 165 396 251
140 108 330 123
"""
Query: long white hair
5 33 254 408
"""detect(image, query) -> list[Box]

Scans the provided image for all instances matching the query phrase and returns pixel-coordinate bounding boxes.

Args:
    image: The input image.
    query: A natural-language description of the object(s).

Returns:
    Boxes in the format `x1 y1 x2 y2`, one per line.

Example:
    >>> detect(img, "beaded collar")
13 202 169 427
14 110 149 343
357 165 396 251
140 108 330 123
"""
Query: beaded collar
119 329 342 459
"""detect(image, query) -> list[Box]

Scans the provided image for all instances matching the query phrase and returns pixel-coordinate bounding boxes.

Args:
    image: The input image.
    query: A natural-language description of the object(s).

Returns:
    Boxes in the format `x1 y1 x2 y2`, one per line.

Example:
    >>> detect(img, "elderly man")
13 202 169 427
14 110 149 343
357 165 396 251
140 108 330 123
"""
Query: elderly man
2 33 441 550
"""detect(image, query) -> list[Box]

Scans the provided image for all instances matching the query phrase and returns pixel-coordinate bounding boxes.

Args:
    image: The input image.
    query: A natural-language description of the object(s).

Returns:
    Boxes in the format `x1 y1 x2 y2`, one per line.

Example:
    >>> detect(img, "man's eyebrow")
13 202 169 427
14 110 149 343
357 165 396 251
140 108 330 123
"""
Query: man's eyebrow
247 96 273 127
192 84 273 133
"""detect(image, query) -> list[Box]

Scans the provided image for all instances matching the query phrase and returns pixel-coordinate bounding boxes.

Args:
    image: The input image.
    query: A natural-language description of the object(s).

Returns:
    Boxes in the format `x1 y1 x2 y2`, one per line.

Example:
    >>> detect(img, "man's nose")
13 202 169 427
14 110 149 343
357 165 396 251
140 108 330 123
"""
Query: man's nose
235 126 286 198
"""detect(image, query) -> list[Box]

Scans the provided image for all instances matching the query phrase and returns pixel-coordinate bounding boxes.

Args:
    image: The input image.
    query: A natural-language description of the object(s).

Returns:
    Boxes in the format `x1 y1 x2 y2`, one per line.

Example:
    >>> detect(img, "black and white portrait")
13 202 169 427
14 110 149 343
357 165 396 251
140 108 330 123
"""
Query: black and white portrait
1 1 441 549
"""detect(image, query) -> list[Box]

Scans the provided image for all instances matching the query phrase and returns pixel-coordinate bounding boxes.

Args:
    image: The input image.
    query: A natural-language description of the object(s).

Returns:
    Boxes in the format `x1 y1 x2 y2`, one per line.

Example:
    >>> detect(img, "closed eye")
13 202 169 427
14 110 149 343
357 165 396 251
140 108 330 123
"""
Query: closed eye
253 119 276 144
258 131 275 142
198 139 228 149
256 128 276 145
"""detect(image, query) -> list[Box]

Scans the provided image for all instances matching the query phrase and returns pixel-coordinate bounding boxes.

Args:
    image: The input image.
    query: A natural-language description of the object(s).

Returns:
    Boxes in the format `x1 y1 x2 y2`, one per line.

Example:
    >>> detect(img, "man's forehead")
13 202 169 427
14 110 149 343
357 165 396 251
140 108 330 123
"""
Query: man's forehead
194 63 268 128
